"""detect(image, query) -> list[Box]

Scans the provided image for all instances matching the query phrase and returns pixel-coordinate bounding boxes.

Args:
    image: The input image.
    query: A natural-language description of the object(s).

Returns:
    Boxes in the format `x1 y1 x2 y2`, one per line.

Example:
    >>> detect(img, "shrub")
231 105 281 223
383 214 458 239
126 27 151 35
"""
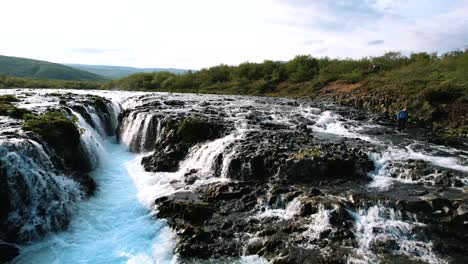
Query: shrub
422 84 464 105
0 94 20 102
286 55 319 83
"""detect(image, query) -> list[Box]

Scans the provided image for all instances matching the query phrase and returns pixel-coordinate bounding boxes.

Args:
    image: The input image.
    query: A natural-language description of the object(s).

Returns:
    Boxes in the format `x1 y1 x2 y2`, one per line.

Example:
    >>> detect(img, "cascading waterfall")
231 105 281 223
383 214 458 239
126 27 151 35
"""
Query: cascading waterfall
0 99 118 245
349 205 446 264
0 138 82 242
119 112 163 153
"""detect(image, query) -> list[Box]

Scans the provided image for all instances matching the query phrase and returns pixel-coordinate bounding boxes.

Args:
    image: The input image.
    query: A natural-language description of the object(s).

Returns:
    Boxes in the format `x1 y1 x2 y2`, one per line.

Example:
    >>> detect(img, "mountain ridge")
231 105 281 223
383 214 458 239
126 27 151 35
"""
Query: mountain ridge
65 63 188 79
0 55 107 81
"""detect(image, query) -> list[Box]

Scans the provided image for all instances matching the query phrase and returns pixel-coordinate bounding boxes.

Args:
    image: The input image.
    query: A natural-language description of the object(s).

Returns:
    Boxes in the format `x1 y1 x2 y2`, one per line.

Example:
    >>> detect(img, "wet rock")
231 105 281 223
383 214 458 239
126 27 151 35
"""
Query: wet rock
0 243 19 262
155 192 215 224
140 116 229 172
397 199 432 214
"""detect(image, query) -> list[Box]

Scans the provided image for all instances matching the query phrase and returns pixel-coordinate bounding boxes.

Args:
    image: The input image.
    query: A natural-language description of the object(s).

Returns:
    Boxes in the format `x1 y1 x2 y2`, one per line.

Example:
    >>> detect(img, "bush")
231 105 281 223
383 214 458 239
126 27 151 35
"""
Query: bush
0 94 20 102
286 55 319 83
422 84 464 105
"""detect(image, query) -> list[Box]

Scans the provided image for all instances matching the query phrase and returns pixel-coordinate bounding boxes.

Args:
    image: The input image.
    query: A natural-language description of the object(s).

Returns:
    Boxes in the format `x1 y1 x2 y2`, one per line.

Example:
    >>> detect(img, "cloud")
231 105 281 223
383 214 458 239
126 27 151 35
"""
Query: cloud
72 48 117 54
1 0 467 68
368 40 384 45
303 39 325 45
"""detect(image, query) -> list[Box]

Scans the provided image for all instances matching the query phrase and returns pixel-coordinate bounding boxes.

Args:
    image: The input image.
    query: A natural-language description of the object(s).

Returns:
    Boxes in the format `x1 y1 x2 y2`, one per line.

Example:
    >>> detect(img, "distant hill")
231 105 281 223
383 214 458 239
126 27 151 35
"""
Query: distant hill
65 64 188 79
0 55 107 81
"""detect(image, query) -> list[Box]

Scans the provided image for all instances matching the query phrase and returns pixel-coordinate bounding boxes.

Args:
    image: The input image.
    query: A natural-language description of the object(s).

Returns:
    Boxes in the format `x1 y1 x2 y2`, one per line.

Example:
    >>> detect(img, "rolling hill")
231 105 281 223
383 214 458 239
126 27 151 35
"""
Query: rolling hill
0 55 107 81
65 64 188 79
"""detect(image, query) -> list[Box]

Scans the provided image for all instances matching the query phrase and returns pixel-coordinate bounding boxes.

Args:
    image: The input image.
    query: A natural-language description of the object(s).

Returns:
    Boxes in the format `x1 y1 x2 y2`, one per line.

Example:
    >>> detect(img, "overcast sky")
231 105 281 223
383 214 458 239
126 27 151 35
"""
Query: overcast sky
1 0 467 69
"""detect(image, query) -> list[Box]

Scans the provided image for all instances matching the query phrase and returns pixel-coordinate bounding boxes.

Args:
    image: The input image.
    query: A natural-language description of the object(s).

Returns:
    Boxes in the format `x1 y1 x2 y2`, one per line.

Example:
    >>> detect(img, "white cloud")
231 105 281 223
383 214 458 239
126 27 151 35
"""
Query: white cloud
0 0 466 68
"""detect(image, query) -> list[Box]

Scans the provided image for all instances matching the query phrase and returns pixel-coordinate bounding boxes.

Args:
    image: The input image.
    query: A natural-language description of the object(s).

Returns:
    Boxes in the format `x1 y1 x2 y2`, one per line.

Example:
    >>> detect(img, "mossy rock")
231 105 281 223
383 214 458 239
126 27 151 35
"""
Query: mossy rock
0 94 20 103
23 111 91 172
0 102 31 119
23 111 80 150
292 146 323 159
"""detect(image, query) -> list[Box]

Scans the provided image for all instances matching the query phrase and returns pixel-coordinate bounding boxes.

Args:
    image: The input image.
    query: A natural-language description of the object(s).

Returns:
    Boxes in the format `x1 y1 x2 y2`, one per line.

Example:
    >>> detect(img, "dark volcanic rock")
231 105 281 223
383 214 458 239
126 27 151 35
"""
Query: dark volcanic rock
0 243 19 262
141 116 230 172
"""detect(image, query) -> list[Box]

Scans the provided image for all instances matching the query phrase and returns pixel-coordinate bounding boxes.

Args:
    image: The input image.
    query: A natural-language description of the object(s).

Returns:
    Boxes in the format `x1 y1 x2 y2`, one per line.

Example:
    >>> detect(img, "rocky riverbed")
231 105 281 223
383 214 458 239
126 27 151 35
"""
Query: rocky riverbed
0 89 467 263
119 93 468 264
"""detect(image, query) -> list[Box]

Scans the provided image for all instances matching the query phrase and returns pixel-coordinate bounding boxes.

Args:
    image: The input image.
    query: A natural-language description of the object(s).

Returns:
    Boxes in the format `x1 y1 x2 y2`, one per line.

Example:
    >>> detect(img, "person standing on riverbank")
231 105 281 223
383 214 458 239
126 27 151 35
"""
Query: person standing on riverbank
397 108 408 130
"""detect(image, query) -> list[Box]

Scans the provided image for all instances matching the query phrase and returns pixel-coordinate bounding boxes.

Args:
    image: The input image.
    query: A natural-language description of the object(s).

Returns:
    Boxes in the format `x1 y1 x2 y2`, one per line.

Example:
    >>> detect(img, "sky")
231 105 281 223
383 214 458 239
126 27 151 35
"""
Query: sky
1 0 467 69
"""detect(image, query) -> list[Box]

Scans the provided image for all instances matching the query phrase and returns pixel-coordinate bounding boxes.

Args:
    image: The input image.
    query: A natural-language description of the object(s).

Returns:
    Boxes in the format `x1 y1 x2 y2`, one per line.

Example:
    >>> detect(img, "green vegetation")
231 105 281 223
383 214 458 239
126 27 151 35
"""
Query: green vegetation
1 50 467 137
293 146 323 159
22 112 79 147
0 95 31 119
0 55 107 81
104 50 468 136
22 111 91 171
0 94 20 102
0 75 102 89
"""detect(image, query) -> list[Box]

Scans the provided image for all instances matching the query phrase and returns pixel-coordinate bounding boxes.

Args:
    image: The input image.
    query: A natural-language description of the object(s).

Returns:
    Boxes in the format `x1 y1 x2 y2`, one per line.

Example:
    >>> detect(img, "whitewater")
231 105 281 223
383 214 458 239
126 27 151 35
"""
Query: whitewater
1 89 467 264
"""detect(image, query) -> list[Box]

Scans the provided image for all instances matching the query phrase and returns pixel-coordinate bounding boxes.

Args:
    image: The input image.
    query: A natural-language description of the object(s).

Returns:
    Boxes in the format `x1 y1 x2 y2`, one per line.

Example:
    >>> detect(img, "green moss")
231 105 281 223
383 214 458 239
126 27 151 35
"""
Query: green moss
293 146 323 159
22 111 93 171
0 102 31 119
0 94 20 102
23 112 81 151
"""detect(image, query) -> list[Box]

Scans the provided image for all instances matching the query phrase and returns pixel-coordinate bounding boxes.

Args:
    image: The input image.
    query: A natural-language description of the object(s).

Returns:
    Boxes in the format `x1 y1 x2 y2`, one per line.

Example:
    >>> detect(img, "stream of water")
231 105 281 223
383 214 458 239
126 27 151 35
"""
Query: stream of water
13 138 177 264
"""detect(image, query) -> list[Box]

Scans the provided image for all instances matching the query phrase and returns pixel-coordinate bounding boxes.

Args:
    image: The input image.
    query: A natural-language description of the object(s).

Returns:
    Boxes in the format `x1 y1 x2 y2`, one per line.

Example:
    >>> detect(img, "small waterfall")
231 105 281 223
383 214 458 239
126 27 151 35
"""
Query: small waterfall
256 197 303 220
83 105 107 137
349 205 446 264
178 123 248 181
69 109 106 168
0 139 82 242
119 112 160 152
302 205 332 242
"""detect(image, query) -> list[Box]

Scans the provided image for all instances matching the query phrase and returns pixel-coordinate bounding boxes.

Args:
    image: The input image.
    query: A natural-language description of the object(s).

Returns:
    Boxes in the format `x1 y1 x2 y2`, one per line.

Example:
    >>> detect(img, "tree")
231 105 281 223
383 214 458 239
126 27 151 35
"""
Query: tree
286 55 319 83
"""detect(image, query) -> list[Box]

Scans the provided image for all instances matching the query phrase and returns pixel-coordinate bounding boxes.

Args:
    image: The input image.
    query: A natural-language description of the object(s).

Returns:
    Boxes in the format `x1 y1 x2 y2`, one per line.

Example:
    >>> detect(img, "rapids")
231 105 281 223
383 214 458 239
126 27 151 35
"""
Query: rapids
0 89 467 264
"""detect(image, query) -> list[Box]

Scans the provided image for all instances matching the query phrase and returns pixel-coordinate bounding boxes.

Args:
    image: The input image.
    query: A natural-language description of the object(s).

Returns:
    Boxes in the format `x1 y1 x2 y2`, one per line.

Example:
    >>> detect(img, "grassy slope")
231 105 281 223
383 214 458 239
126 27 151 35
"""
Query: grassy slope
0 55 107 81
65 64 188 79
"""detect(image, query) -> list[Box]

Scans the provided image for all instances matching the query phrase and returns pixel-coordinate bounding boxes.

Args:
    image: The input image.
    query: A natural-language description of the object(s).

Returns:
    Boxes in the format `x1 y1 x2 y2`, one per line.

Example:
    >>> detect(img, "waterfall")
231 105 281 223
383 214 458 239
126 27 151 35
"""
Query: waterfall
120 112 160 152
0 139 82 242
69 109 107 169
0 99 118 244
348 205 446 264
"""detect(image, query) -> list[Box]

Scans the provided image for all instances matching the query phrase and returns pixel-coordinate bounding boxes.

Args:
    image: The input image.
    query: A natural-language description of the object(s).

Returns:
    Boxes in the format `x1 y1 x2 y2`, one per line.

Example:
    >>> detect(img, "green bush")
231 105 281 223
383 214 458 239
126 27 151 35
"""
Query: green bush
286 55 319 83
0 94 20 102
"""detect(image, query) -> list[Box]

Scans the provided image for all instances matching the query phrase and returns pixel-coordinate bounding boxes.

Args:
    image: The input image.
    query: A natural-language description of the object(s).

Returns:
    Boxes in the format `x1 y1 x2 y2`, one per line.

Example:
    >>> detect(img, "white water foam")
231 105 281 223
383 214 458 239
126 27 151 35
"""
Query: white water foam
69 109 107 167
368 144 468 189
0 138 82 242
349 205 446 264
312 110 376 143
302 205 332 242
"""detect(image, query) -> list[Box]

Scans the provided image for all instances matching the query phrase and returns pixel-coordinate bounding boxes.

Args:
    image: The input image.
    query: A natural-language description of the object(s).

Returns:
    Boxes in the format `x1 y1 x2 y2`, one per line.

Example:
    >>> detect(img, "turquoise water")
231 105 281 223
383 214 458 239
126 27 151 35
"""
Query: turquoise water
13 139 176 264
